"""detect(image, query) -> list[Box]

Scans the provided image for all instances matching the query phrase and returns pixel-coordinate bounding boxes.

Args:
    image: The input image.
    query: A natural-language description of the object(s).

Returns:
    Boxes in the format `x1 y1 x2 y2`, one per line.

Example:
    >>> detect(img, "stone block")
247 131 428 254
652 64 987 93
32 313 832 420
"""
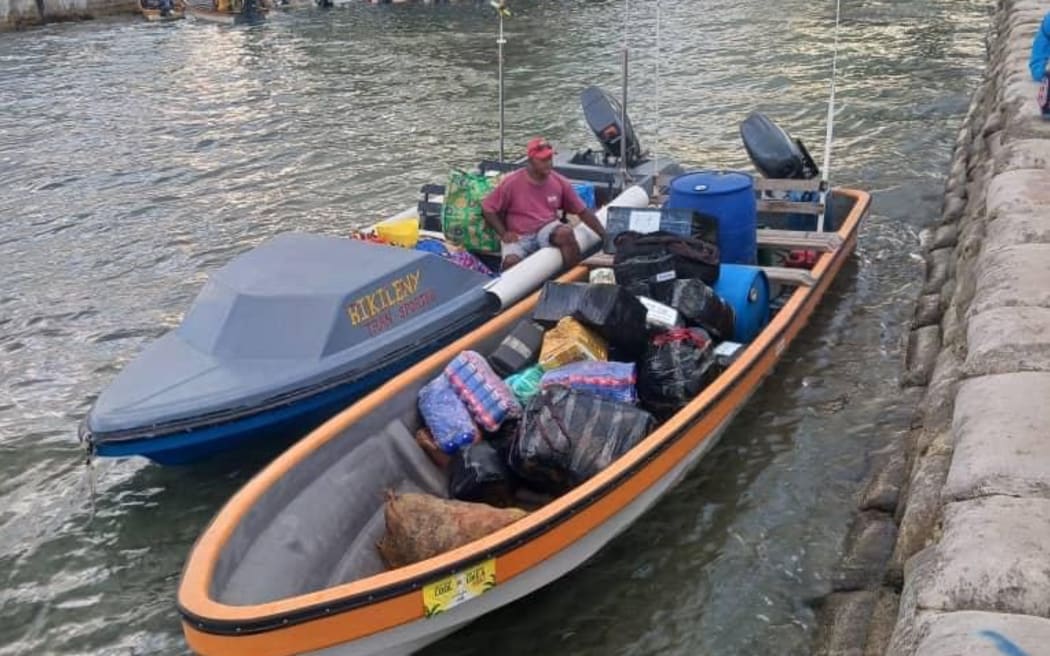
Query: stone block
941 196 966 224
985 209 1050 251
931 225 958 250
919 350 963 433
861 449 908 513
913 294 943 328
813 590 877 656
833 512 899 592
886 453 950 587
865 588 901 656
922 248 953 294
903 496 1050 617
970 244 1050 316
940 300 963 349
985 170 1050 215
995 139 1050 173
965 307 1050 376
912 610 1050 656
945 372 1050 501
904 326 942 387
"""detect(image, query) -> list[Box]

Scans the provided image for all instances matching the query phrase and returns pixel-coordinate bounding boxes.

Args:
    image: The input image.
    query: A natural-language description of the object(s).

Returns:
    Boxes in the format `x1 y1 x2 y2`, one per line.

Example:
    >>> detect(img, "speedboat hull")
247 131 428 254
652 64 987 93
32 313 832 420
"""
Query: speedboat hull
82 233 497 465
177 187 872 655
84 342 448 466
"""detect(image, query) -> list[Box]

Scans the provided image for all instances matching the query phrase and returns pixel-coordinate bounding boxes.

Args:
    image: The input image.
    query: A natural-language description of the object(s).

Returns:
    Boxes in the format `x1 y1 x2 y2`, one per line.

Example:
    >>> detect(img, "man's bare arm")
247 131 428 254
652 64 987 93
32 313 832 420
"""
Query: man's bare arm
577 208 606 239
483 209 517 242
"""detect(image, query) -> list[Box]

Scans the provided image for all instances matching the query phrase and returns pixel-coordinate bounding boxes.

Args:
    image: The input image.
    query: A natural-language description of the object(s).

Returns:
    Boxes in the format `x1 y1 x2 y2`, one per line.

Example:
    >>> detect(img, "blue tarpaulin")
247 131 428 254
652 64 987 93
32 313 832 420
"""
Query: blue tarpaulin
1030 12 1050 81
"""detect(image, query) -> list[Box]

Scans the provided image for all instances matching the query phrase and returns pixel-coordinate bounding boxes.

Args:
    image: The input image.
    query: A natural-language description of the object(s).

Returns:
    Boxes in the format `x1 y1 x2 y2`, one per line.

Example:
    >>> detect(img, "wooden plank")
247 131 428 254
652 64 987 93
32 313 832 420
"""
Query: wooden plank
757 199 825 215
753 178 824 193
756 229 842 252
761 266 816 287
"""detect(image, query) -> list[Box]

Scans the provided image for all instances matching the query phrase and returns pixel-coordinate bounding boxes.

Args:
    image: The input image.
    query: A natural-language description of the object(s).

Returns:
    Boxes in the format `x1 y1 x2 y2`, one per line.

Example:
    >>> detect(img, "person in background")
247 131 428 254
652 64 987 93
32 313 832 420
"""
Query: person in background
1029 11 1050 81
482 137 606 271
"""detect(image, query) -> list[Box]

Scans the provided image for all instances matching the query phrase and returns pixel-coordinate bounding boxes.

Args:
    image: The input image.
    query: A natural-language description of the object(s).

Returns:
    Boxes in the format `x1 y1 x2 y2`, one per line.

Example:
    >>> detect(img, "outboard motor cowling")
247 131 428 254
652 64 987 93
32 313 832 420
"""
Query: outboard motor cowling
740 112 819 180
581 86 643 167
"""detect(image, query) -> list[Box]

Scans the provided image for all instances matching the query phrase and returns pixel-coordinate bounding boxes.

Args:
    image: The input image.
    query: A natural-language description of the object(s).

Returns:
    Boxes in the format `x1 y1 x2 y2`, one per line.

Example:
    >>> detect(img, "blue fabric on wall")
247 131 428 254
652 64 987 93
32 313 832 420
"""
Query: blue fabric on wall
1029 13 1050 81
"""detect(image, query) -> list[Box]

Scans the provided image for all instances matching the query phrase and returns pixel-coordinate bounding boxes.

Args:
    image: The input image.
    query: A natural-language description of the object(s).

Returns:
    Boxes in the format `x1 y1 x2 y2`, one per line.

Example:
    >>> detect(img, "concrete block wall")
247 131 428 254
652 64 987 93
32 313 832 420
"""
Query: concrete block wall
817 1 1050 654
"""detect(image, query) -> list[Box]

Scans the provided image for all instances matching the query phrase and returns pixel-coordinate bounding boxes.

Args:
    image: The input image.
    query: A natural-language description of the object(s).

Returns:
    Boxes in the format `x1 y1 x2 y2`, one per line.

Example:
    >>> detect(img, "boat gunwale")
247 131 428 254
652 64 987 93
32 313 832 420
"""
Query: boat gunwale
177 187 872 643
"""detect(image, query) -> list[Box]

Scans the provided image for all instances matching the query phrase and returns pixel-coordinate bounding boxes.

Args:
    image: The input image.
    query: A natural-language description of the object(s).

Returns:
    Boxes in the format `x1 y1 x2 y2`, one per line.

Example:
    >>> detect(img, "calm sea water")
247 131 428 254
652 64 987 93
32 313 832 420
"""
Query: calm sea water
0 1 988 654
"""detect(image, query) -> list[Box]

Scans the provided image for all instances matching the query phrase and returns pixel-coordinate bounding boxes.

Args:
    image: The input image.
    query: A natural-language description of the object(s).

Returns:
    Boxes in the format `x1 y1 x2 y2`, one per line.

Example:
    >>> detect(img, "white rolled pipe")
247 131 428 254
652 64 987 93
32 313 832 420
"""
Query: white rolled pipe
486 184 650 309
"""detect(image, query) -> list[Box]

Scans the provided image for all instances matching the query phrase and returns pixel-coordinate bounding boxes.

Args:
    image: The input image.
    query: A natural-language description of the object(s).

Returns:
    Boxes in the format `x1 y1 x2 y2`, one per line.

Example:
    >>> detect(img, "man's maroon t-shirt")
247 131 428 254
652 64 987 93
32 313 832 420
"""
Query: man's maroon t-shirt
482 169 587 236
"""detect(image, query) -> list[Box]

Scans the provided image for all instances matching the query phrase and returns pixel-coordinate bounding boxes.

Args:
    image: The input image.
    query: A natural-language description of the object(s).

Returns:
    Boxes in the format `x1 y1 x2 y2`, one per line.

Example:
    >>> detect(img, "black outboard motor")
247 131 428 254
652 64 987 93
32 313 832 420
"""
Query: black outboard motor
740 112 819 180
581 86 644 167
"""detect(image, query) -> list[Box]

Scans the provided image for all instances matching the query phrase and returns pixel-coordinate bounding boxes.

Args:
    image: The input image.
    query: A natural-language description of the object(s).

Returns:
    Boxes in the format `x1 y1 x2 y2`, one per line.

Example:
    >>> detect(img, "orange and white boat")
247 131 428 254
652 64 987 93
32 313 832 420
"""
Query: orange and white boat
177 168 871 654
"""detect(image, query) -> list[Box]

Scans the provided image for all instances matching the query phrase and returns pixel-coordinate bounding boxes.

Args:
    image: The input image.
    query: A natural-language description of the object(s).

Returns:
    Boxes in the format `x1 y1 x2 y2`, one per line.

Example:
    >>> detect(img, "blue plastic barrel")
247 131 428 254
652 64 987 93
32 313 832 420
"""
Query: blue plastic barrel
666 171 757 264
713 264 770 343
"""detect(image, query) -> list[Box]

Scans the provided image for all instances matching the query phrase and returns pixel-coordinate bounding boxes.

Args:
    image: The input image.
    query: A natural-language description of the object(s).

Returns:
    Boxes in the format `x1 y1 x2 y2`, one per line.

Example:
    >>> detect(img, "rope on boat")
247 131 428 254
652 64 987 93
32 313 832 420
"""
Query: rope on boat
818 0 843 232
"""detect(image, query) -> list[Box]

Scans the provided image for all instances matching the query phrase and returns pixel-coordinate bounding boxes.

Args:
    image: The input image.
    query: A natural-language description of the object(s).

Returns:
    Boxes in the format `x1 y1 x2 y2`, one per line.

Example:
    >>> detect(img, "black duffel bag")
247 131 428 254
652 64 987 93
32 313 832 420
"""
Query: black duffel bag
612 230 720 285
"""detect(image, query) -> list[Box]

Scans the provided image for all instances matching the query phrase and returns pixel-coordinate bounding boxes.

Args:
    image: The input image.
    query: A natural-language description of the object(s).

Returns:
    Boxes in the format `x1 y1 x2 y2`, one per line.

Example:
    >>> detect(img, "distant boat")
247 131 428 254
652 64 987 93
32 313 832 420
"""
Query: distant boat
185 0 268 24
139 0 185 21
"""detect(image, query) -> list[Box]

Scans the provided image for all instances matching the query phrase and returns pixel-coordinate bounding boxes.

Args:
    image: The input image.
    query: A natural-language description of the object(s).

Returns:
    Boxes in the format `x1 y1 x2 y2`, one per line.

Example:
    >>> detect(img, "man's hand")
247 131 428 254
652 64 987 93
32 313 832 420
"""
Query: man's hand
501 231 521 244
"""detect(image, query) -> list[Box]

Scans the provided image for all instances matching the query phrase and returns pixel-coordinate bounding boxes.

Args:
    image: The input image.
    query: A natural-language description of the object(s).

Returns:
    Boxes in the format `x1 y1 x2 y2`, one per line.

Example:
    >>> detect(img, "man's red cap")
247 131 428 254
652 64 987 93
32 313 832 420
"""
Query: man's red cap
526 137 555 160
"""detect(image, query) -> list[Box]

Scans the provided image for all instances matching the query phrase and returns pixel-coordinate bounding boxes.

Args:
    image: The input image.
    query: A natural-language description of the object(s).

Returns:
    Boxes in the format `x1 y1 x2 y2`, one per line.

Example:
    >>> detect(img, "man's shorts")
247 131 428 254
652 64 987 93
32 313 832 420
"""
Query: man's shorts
501 220 566 261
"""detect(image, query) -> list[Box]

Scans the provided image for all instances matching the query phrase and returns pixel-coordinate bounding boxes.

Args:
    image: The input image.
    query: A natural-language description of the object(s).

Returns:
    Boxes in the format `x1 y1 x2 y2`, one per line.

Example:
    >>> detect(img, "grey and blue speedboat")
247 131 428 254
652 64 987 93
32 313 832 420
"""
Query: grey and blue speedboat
79 86 683 465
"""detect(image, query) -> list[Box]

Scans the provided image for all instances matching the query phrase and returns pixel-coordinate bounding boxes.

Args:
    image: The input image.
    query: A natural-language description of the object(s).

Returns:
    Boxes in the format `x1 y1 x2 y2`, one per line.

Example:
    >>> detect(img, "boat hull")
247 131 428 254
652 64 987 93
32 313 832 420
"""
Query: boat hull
142 9 185 20
186 4 267 24
178 188 871 656
85 319 479 465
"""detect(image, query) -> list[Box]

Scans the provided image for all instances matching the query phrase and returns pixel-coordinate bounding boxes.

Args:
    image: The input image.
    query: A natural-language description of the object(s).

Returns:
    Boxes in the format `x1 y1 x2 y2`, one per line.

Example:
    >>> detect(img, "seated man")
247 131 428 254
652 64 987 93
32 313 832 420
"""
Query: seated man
482 137 606 270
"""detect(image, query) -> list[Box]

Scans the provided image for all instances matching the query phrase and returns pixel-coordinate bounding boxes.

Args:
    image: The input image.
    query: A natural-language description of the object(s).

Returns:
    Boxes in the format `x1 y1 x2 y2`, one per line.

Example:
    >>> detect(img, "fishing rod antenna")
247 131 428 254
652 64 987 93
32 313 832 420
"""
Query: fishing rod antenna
818 0 843 232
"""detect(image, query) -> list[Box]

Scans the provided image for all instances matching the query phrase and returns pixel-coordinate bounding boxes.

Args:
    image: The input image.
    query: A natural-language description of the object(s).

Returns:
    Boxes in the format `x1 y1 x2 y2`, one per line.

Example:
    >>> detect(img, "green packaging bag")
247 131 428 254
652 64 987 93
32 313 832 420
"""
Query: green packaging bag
441 170 501 253
504 365 545 404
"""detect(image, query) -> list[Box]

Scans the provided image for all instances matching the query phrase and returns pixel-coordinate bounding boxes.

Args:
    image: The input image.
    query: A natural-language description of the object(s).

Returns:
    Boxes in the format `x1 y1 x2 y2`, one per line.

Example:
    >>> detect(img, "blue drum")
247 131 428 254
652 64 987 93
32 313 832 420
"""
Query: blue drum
713 264 770 343
666 171 757 265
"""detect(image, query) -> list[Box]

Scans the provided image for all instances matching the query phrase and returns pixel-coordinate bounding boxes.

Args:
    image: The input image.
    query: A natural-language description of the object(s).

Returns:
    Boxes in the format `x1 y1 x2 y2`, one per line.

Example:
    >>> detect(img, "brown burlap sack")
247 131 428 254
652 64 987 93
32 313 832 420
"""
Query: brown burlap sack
377 492 527 569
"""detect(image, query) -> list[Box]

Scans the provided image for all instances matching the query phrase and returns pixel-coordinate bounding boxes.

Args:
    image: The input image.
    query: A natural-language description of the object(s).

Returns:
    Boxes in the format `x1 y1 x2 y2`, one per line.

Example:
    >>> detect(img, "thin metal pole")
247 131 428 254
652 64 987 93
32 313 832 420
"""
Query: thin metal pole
817 0 842 232
498 10 506 163
620 0 629 184
654 0 660 182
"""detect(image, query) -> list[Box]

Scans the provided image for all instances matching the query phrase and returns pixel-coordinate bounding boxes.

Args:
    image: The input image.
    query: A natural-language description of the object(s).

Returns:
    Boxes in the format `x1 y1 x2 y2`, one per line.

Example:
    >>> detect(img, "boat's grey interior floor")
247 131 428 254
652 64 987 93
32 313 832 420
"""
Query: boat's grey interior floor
211 326 513 605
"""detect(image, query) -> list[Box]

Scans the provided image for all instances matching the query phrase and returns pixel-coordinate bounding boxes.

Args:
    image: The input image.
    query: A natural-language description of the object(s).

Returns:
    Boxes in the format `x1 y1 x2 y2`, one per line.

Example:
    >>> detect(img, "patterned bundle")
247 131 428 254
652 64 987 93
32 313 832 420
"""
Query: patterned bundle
445 350 522 432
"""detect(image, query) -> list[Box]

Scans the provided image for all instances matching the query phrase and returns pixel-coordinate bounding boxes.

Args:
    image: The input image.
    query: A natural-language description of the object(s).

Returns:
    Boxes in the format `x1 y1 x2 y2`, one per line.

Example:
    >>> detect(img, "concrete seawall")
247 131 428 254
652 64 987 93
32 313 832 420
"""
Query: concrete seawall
817 0 1050 654
1 0 137 30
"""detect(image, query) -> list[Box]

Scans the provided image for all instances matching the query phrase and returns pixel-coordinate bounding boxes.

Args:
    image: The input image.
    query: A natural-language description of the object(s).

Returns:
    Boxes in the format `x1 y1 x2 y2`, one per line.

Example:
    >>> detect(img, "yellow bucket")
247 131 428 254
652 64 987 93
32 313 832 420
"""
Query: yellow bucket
375 215 420 248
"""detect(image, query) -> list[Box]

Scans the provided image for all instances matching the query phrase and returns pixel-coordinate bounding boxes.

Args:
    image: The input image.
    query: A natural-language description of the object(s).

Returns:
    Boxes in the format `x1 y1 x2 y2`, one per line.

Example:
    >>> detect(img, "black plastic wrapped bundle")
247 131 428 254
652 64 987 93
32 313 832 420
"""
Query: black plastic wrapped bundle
612 231 720 285
653 279 735 341
637 328 718 419
448 441 515 507
508 386 655 495
612 252 677 299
